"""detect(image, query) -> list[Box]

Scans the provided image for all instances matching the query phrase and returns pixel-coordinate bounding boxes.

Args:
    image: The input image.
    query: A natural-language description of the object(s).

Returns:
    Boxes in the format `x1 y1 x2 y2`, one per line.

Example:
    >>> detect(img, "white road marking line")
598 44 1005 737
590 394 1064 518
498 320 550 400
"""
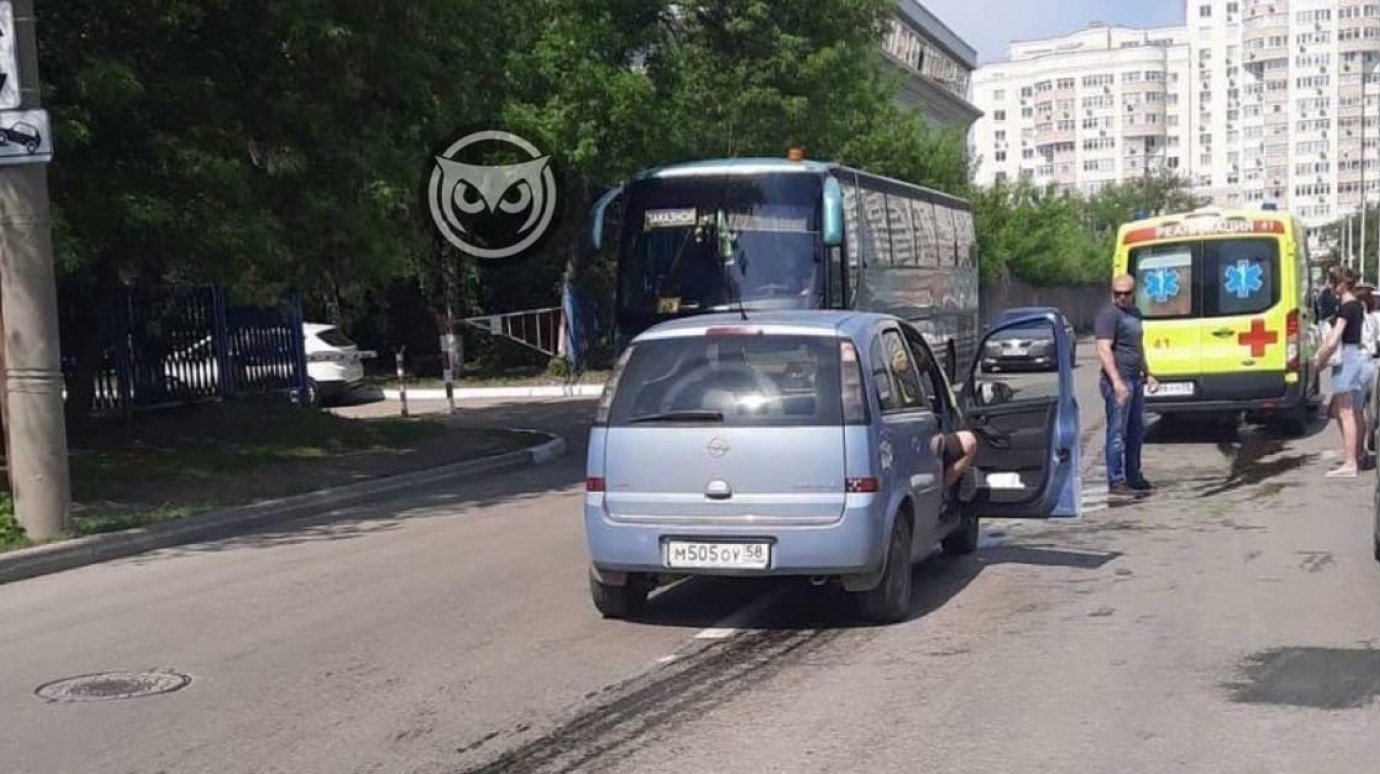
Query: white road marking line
692 584 790 641
655 654 678 664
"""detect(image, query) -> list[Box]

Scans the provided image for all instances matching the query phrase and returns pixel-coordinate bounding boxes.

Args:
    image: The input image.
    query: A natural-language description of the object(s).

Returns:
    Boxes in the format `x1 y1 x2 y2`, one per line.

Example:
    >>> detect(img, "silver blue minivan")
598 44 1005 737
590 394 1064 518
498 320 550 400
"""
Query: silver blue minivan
584 310 1081 623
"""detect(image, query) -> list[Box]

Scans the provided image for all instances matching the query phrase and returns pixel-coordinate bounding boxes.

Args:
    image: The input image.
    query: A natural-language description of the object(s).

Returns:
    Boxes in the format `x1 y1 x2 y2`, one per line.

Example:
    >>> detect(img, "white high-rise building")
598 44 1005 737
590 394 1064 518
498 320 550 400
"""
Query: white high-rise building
972 24 1192 195
971 0 1380 227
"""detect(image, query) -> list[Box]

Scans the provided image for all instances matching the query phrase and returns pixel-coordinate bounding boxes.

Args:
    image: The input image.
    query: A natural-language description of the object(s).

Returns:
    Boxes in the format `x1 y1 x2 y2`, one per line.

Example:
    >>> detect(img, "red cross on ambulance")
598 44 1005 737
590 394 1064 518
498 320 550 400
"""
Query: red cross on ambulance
1237 319 1278 359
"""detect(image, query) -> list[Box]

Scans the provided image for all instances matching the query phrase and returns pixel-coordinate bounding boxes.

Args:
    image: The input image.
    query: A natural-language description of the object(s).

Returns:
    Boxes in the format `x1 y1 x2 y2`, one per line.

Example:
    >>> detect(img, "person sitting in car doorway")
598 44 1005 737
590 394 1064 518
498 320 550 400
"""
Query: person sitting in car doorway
885 339 979 500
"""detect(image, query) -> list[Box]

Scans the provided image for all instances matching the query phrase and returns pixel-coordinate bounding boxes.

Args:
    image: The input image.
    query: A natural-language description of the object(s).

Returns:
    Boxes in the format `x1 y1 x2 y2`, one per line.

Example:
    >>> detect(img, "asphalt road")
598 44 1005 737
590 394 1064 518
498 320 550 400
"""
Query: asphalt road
2 348 1378 774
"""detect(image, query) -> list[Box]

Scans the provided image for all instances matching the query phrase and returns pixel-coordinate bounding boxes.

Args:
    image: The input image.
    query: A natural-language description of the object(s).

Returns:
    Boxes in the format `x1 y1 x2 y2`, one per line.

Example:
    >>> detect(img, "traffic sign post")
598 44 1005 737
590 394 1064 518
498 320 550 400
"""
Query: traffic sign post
0 0 70 540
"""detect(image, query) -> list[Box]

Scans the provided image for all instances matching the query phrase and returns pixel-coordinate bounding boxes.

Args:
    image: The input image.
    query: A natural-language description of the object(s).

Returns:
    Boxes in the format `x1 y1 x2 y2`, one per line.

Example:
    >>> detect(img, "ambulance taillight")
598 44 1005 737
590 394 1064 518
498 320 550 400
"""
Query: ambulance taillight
1286 309 1300 371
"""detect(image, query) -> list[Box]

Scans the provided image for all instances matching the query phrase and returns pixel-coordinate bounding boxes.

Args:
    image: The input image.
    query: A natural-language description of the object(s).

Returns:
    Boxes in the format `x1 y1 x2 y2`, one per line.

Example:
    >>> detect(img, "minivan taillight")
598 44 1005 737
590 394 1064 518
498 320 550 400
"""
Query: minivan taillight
1286 309 1299 371
846 477 878 493
840 340 867 424
586 477 606 492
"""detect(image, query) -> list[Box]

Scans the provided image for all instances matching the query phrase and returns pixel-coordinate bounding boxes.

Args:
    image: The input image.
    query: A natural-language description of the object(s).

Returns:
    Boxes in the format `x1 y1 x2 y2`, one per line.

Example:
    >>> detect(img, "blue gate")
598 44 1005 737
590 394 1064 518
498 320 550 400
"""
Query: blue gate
60 285 308 414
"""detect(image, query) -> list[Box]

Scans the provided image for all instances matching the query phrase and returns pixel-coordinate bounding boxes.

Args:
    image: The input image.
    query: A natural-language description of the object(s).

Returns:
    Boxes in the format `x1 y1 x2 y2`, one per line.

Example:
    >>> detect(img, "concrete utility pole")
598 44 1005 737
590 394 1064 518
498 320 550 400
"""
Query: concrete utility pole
0 0 70 539
1361 73 1369 278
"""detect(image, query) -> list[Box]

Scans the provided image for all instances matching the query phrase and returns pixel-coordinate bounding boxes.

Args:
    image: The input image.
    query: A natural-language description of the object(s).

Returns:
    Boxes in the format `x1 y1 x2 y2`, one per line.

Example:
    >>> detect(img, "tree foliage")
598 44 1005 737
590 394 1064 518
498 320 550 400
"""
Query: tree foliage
972 172 1208 286
40 0 972 383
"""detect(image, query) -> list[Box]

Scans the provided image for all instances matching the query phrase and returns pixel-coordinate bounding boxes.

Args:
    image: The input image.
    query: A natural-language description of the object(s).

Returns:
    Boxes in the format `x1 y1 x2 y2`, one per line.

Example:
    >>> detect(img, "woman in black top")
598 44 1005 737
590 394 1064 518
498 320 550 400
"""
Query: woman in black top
1313 267 1374 477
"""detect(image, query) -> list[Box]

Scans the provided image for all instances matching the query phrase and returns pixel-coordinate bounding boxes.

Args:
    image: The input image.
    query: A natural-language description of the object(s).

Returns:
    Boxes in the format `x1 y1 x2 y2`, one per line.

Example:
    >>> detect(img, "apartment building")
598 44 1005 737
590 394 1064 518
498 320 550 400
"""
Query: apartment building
883 1 983 131
972 24 1191 195
971 0 1380 226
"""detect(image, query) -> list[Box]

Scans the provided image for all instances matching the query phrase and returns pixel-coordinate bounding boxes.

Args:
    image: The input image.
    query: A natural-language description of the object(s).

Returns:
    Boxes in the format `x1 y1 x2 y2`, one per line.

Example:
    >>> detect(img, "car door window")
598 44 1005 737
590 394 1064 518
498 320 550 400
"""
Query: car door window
901 326 947 414
879 329 926 411
869 334 901 413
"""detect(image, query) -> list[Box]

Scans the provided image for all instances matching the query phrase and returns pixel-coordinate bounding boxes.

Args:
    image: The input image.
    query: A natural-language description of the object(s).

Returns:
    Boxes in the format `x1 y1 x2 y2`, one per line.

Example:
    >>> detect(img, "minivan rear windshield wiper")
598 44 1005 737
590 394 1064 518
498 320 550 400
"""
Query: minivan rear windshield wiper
627 410 724 424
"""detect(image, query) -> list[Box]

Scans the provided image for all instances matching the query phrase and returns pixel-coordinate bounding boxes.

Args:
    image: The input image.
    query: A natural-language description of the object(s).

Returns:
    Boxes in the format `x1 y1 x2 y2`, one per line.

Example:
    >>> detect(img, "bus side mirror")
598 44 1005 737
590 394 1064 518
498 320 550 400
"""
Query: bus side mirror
822 177 844 247
588 185 624 253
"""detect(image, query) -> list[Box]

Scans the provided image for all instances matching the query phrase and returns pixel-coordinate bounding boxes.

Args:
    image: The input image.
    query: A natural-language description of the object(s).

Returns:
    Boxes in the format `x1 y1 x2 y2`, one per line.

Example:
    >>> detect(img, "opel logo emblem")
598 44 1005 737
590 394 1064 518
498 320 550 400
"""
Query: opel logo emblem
706 437 730 458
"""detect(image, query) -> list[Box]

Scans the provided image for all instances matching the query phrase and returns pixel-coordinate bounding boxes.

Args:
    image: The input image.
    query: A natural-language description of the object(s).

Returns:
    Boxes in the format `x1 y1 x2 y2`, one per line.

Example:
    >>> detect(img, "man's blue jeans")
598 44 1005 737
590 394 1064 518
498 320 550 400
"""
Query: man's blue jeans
1100 375 1145 486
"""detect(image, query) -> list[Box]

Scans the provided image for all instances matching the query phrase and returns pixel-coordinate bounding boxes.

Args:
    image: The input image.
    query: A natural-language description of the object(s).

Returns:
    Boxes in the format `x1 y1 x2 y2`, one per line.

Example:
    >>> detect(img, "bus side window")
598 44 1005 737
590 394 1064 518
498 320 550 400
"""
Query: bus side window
828 244 845 308
841 179 861 305
864 189 890 268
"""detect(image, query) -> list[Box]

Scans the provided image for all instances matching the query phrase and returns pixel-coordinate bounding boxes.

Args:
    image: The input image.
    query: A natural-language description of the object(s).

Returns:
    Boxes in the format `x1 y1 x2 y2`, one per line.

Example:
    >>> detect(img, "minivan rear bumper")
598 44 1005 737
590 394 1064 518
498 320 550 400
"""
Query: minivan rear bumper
584 494 887 576
1145 371 1305 413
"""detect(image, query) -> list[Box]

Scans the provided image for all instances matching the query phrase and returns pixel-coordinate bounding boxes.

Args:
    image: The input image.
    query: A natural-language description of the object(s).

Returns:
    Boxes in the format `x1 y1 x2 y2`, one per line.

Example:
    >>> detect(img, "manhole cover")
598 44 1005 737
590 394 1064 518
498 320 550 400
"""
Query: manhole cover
34 670 191 703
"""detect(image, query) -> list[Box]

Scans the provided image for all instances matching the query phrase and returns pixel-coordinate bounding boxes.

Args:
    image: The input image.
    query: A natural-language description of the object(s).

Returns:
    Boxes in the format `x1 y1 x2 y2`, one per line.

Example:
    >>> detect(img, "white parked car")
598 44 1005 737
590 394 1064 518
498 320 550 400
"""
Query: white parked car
303 323 375 405
161 323 374 406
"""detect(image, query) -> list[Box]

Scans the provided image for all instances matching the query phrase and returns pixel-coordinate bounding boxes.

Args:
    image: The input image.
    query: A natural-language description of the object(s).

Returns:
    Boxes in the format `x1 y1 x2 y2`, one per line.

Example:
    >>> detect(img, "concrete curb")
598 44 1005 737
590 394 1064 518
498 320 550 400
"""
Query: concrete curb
382 384 604 401
0 431 567 587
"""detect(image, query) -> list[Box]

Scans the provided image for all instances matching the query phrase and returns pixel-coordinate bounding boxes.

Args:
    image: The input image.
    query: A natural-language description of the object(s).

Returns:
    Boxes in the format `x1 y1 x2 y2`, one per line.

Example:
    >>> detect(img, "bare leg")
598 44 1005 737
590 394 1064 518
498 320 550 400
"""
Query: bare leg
1336 393 1359 471
944 431 978 488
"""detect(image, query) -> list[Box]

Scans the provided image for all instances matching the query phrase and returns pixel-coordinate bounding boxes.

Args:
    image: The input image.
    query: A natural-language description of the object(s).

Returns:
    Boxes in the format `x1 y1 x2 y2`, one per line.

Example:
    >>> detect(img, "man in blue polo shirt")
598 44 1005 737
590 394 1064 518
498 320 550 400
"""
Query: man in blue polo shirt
1095 273 1158 497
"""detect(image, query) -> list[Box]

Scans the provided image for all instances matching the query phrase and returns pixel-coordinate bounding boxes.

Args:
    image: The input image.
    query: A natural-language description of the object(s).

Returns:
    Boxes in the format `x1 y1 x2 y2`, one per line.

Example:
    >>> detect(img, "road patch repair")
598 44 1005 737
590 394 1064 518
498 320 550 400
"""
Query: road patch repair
0 401 566 585
1225 647 1380 710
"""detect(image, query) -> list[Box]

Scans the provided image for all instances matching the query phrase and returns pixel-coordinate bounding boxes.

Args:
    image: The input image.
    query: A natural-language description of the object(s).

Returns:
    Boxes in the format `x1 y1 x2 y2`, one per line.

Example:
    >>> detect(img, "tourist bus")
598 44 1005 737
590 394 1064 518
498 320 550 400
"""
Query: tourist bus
583 155 981 378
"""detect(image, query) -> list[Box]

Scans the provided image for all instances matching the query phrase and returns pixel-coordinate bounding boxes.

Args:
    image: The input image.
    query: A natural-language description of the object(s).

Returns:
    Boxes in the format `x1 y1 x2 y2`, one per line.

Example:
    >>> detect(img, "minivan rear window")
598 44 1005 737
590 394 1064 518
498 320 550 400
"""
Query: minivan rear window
607 334 843 427
1129 237 1280 319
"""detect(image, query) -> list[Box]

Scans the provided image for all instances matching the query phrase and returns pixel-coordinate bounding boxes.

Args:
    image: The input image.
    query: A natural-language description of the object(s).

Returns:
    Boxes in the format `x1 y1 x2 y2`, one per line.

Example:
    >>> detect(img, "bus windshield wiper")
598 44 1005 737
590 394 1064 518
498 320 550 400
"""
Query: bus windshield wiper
628 410 724 424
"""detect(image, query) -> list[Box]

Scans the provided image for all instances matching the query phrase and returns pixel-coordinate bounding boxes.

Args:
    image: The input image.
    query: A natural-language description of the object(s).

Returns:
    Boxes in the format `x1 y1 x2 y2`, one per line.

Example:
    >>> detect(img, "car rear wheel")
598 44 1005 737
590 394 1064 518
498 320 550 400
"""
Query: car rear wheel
941 512 980 556
857 515 913 624
589 571 649 619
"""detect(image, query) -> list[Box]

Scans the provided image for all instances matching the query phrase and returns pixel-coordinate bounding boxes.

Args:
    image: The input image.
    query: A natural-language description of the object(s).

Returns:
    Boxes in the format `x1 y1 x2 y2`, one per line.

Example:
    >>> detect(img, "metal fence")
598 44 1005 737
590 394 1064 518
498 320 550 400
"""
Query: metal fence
980 278 1106 333
59 285 308 415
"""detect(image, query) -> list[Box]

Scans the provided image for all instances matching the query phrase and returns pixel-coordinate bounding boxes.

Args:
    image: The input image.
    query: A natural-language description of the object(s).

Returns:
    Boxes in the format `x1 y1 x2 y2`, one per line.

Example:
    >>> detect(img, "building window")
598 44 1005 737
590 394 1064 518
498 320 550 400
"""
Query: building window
995 151 1007 162
993 89 1006 101
1199 4 1211 17
994 110 1006 121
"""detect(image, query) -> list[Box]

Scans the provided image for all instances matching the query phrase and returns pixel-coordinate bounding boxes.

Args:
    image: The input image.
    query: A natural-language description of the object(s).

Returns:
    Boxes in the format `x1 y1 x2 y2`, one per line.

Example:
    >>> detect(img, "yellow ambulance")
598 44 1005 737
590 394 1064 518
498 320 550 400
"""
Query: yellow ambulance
1111 207 1319 430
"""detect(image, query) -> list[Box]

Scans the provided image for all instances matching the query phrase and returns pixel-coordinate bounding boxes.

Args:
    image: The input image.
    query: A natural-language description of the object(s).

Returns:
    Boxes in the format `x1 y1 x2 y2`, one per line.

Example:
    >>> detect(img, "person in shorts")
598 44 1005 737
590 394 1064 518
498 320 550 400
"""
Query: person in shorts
1312 267 1372 478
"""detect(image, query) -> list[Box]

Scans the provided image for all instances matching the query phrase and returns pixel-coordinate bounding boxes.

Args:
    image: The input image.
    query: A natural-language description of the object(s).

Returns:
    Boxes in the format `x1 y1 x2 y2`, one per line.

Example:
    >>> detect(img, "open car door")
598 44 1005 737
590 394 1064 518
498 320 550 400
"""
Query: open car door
959 313 1081 518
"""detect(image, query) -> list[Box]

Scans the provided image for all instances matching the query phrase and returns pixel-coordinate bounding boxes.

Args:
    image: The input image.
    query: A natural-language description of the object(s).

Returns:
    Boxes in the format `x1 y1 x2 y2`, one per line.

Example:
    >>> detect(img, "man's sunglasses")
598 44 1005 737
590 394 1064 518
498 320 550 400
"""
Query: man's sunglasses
1113 289 1134 297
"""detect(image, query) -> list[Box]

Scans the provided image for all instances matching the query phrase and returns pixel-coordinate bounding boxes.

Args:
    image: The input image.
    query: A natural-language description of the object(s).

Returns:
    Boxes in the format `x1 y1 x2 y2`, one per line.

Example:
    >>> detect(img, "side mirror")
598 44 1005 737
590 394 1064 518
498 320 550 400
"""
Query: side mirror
588 185 624 253
822 177 844 247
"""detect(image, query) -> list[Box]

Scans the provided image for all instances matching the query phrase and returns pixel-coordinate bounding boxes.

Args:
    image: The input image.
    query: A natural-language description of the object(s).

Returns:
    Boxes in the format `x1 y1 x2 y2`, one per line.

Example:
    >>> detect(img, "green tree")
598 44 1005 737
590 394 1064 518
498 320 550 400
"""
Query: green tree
40 1 516 415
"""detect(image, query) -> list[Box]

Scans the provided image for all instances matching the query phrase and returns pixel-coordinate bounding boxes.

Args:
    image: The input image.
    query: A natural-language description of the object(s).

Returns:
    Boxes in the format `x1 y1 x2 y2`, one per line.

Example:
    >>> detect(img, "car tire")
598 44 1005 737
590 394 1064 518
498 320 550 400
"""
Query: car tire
304 378 321 408
941 512 980 556
857 514 913 624
589 572 648 619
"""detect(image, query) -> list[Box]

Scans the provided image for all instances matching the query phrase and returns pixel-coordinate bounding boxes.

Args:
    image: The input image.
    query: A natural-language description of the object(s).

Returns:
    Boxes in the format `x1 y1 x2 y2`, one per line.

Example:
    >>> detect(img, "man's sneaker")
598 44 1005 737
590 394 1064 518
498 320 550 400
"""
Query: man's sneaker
1108 482 1146 498
1128 478 1154 493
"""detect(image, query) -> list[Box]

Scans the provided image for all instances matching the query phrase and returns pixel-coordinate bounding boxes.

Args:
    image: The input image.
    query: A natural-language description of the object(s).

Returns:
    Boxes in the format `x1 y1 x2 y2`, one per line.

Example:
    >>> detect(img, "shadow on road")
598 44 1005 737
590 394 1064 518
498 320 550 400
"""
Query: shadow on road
621 543 1120 632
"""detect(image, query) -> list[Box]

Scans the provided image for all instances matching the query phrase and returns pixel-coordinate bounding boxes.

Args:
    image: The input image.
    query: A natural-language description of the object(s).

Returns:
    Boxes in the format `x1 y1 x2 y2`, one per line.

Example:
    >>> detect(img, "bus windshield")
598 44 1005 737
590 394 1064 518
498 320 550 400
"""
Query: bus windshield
617 173 823 319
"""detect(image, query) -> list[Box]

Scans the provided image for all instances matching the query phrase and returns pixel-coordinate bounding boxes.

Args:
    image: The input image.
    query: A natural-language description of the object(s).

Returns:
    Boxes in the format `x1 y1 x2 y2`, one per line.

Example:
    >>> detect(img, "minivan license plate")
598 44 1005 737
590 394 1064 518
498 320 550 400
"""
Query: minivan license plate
665 540 770 570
